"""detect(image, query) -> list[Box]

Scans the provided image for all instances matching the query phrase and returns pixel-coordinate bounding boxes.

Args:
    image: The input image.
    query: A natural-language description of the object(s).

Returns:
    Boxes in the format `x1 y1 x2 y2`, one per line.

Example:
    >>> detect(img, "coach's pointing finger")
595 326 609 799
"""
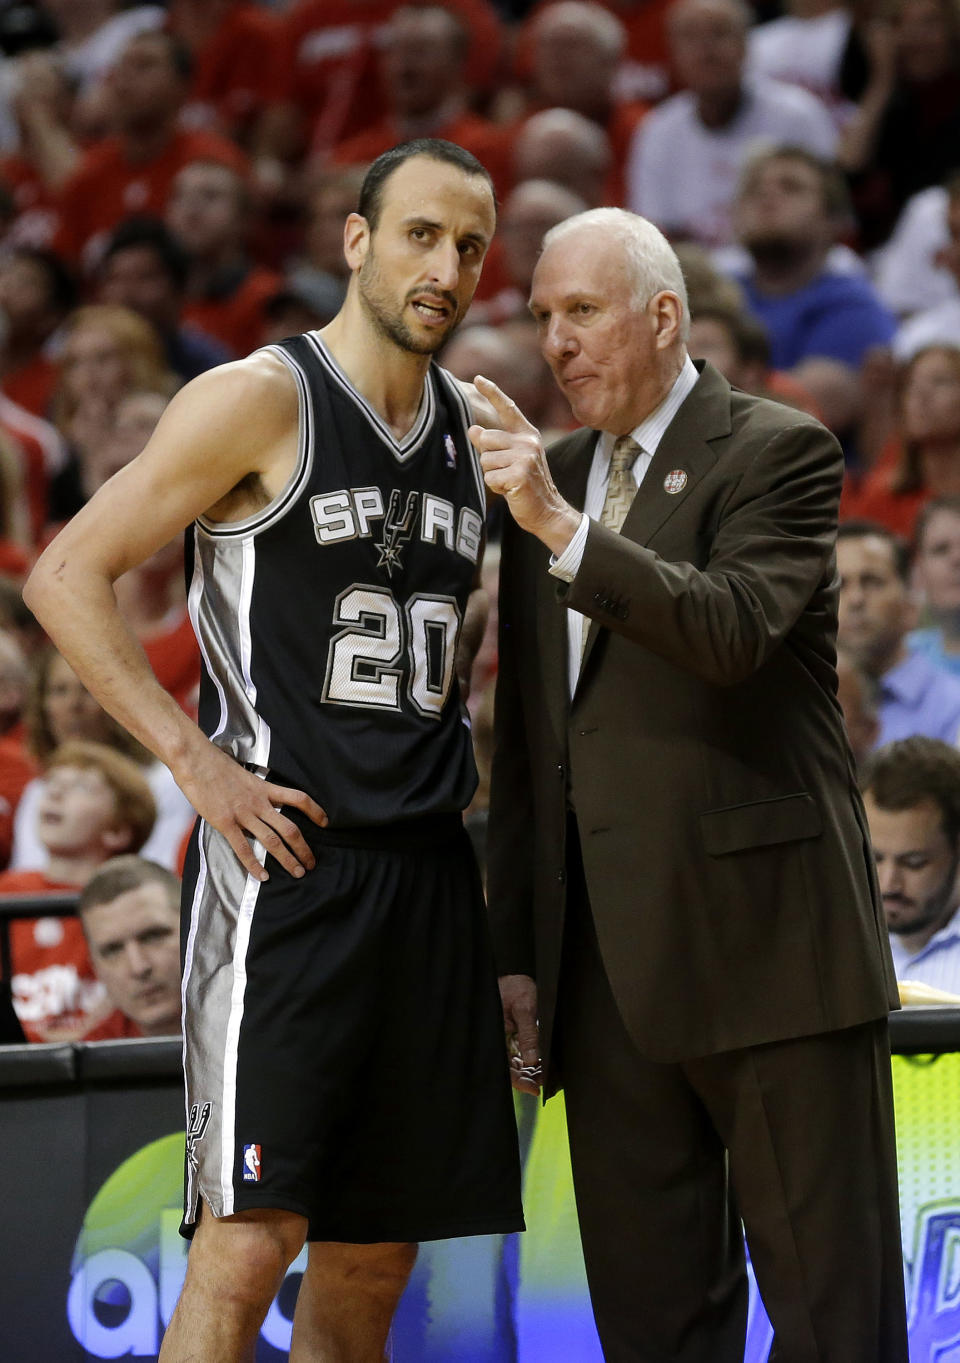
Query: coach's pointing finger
468 374 582 555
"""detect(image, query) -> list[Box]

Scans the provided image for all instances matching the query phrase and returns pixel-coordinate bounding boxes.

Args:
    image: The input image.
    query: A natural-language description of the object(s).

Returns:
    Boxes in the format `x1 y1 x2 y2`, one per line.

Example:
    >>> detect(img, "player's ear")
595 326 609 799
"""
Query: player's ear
344 212 370 270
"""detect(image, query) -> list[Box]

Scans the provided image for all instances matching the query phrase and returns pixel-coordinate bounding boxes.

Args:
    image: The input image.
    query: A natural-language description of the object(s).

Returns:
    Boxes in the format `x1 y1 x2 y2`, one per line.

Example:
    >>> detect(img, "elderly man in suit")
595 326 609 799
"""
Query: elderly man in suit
469 208 908 1363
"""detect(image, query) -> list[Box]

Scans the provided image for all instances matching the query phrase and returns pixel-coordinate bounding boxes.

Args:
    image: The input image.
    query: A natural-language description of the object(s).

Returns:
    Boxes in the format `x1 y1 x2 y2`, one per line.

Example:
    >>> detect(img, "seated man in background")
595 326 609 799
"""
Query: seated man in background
837 520 960 746
79 855 182 1039
0 737 156 1041
863 736 960 994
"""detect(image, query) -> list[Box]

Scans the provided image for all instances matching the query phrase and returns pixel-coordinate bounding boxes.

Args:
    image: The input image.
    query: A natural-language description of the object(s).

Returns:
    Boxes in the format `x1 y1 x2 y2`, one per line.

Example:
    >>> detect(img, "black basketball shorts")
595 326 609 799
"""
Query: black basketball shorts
179 811 524 1243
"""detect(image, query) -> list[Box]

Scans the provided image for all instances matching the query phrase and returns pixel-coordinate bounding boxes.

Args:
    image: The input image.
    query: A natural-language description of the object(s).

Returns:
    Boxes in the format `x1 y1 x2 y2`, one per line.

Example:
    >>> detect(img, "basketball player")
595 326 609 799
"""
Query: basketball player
24 140 523 1362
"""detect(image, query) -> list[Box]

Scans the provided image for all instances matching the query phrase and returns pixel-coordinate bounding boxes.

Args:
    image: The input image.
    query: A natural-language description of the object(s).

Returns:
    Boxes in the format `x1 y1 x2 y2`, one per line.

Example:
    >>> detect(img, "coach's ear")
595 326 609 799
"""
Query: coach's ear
343 212 370 271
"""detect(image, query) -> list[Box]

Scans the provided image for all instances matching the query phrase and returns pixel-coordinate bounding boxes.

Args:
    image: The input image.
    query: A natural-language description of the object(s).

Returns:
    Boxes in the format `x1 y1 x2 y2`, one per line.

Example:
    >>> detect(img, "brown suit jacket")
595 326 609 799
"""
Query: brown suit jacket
487 362 898 1085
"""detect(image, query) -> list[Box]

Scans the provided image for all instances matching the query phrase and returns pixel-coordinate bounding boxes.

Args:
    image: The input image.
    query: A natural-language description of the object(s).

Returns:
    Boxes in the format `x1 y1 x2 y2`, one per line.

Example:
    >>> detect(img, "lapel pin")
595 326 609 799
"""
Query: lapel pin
663 469 687 495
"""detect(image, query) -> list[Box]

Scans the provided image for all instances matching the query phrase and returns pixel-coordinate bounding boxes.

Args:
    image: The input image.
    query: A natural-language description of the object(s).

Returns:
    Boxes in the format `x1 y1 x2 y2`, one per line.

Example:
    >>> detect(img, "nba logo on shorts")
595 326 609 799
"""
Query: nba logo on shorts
242 1144 262 1182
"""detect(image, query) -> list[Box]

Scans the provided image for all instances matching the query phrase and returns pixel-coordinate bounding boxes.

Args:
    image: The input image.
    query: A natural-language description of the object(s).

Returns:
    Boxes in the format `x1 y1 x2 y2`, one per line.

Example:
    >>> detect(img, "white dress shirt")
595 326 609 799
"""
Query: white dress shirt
550 356 700 696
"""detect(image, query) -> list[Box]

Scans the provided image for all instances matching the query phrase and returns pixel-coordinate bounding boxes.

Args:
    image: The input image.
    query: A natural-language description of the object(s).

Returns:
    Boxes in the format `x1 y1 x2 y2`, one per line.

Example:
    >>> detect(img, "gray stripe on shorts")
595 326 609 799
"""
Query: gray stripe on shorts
183 818 265 1222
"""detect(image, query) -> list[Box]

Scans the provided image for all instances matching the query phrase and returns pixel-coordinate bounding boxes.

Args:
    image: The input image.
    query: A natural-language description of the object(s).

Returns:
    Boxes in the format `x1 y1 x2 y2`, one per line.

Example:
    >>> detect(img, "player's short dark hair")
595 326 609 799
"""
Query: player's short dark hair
101 217 189 293
357 139 496 232
861 737 960 848
11 247 77 315
79 855 180 917
837 519 911 582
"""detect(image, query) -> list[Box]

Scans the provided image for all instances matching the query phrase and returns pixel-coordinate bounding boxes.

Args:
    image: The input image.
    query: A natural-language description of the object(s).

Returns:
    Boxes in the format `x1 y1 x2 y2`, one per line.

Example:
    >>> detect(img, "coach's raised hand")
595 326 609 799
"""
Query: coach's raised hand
468 375 581 556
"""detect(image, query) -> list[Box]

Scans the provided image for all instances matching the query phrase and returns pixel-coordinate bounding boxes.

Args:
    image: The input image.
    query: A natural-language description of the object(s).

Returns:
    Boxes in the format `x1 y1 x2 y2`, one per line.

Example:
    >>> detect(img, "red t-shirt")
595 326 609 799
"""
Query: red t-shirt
54 128 249 268
169 1 285 136
278 0 506 151
0 871 126 1043
1 354 57 420
0 738 36 869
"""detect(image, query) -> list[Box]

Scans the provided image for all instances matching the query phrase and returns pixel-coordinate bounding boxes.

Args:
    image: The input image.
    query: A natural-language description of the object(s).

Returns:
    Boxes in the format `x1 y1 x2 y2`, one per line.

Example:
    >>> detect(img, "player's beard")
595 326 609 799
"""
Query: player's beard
357 249 460 355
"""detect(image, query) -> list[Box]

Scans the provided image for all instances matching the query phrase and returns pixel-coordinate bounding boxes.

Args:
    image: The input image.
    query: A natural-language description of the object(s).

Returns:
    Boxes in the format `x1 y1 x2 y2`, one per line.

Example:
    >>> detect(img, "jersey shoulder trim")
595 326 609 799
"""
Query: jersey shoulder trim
196 342 314 539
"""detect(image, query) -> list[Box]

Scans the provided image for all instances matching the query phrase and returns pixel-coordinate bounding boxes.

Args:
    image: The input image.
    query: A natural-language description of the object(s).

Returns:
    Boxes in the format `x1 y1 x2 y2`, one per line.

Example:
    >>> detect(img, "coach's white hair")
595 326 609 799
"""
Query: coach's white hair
542 208 690 341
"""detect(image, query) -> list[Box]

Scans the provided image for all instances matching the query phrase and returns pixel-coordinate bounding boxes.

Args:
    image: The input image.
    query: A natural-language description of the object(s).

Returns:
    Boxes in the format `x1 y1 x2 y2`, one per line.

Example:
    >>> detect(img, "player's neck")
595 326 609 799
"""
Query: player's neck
319 311 432 443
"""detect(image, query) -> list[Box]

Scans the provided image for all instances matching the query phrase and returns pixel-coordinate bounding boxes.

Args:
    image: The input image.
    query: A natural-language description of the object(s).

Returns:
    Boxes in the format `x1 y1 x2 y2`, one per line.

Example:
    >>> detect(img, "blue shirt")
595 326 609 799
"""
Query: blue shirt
737 270 896 369
877 650 960 747
888 906 960 994
908 627 960 678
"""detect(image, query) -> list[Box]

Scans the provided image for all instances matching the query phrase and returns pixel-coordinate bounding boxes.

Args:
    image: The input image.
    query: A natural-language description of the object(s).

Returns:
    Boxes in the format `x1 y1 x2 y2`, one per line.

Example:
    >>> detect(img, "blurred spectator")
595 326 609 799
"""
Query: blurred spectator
0 50 78 249
166 0 283 142
846 345 960 538
836 645 881 769
0 246 76 417
512 108 612 207
278 165 362 320
97 217 229 381
625 0 837 246
11 644 195 872
3 737 156 1042
746 0 858 124
53 28 247 269
0 629 34 868
837 519 960 745
687 301 824 416
47 303 176 522
873 182 958 319
43 0 165 105
78 854 181 1038
166 159 280 360
862 736 960 992
892 173 960 360
0 384 67 542
839 0 960 248
265 0 505 166
329 6 512 200
471 179 588 321
518 2 649 204
261 275 344 346
519 0 674 104
729 145 895 428
909 497 960 676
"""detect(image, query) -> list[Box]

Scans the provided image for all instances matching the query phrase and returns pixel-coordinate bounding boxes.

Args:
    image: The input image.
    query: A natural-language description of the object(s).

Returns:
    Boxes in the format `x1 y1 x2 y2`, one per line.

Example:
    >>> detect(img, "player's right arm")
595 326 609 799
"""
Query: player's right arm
24 353 327 883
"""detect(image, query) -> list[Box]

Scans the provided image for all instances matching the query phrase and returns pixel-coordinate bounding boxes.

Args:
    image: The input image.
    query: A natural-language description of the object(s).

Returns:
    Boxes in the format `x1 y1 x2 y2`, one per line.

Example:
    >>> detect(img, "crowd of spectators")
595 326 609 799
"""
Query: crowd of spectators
1 0 960 1036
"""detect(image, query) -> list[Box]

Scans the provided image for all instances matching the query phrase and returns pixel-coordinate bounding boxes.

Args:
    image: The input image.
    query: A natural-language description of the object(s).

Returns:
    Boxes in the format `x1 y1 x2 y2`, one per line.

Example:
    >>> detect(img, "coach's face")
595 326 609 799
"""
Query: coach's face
347 156 496 355
530 225 682 435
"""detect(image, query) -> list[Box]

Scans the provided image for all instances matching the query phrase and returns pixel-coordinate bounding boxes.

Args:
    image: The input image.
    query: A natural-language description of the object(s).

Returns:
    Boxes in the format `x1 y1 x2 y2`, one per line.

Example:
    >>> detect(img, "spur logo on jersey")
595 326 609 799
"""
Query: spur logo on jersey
310 486 482 566
376 488 419 576
185 1101 211 1173
242 1144 262 1182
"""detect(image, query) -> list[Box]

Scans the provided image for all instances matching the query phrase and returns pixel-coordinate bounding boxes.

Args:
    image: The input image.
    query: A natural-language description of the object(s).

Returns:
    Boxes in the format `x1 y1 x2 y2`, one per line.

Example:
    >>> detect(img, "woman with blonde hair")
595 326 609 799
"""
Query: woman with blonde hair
47 304 177 522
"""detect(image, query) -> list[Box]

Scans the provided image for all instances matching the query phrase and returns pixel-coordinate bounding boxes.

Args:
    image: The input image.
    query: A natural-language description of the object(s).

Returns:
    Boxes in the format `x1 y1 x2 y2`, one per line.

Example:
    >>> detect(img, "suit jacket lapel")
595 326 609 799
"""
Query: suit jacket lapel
578 363 732 672
620 363 730 546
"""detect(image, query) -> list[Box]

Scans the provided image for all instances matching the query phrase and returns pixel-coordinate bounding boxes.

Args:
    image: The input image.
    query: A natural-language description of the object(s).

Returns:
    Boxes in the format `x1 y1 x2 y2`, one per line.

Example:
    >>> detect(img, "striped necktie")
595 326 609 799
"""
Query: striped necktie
581 435 642 660
600 435 642 533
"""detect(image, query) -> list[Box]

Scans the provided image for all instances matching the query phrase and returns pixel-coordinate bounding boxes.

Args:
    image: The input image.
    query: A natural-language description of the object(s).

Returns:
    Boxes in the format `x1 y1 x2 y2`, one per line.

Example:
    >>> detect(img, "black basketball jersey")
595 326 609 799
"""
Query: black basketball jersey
188 332 485 826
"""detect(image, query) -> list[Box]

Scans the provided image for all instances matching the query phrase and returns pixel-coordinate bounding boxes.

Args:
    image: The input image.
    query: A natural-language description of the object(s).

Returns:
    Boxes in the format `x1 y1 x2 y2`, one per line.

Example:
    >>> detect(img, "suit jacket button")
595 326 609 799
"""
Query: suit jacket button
558 869 566 884
557 764 565 778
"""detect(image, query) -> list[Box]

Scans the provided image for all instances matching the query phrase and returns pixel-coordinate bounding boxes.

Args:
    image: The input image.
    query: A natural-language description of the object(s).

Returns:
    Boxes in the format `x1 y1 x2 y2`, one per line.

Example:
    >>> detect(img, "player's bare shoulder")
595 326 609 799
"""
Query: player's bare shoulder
189 350 301 523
